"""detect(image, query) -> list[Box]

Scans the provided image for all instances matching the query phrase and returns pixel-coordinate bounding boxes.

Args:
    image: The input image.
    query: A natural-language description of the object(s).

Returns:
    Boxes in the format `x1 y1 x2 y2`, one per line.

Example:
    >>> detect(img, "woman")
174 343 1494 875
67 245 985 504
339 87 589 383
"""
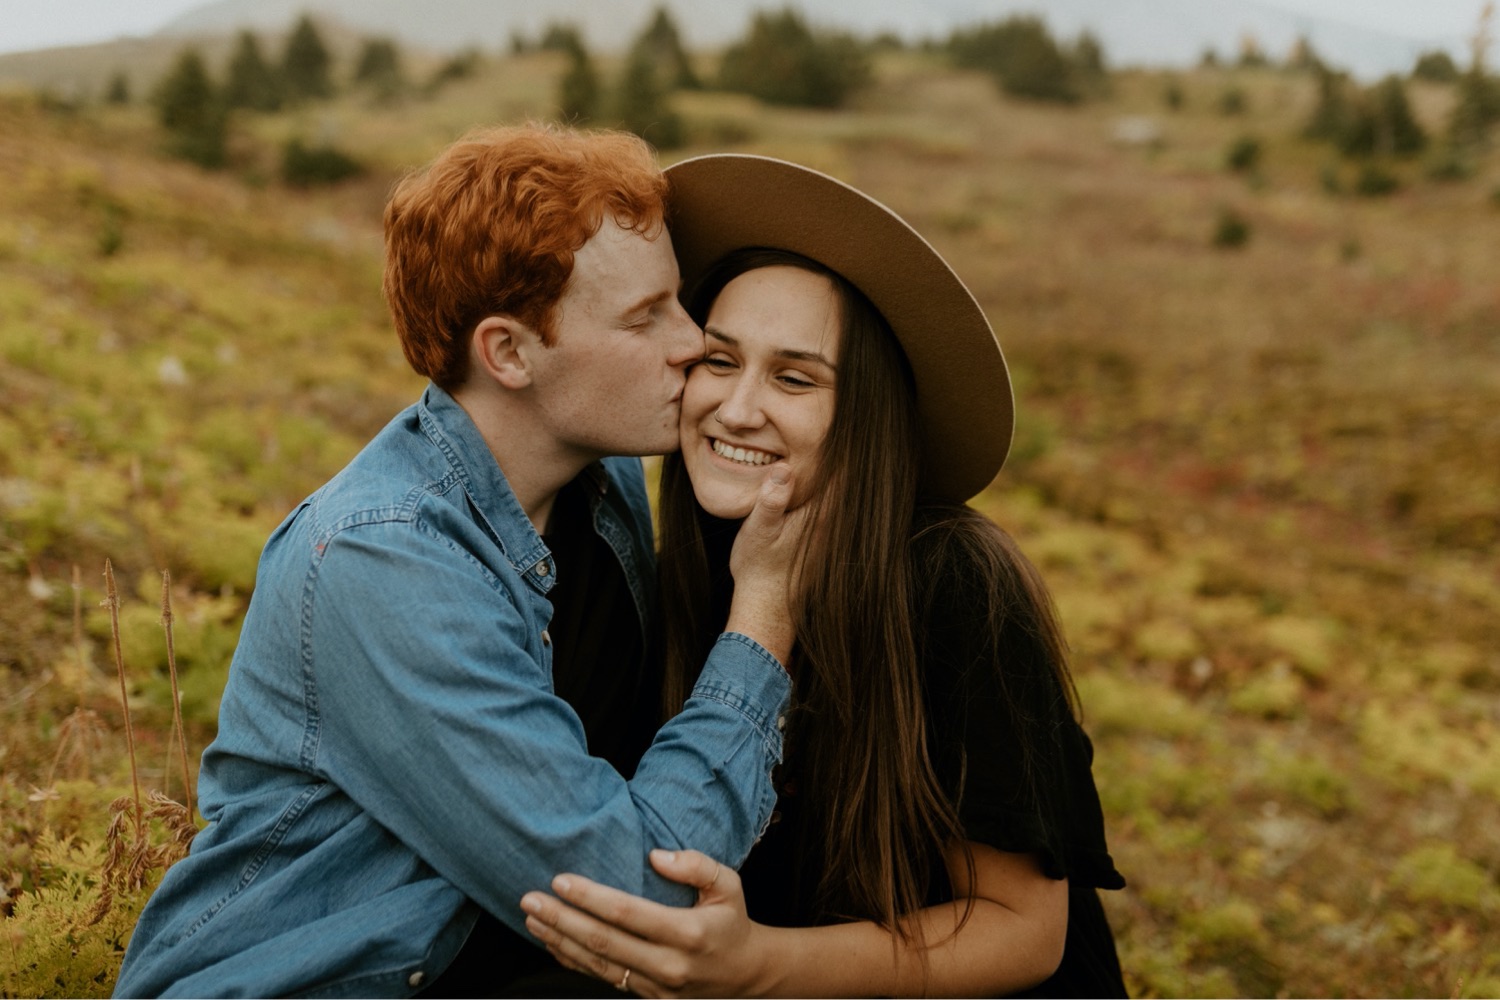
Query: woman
520 155 1126 997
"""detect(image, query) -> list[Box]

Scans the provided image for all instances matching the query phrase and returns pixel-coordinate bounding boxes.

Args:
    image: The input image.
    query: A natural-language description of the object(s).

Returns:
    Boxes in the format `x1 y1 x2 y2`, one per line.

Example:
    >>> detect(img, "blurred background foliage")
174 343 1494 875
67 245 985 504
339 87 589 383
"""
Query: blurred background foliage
1 5 1498 996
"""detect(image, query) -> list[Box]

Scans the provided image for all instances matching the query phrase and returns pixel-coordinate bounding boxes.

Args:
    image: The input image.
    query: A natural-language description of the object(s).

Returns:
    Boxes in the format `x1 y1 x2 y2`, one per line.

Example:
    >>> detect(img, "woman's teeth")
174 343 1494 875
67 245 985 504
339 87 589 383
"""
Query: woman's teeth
712 439 778 466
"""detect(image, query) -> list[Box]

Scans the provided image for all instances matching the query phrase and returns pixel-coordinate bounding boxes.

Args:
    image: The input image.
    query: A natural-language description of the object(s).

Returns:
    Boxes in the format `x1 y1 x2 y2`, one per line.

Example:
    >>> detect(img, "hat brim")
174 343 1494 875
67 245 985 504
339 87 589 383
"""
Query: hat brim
664 154 1013 502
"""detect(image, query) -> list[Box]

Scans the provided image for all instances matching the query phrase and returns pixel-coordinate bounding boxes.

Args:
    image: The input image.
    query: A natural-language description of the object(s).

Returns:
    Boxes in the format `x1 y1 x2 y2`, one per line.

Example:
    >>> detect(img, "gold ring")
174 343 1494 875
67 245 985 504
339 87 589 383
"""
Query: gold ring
615 968 631 992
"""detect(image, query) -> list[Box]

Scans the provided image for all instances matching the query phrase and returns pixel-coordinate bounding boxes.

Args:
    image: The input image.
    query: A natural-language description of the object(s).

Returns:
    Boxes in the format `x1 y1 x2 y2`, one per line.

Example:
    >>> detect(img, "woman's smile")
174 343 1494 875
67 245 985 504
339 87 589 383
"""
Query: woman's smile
708 438 782 466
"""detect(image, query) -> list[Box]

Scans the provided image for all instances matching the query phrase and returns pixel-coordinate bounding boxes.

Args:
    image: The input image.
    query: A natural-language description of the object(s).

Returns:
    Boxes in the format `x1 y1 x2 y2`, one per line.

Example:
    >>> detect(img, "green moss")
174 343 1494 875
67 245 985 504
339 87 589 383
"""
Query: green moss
1229 661 1306 719
1077 672 1211 739
1259 616 1336 680
1134 617 1201 663
1260 748 1354 817
1391 844 1499 913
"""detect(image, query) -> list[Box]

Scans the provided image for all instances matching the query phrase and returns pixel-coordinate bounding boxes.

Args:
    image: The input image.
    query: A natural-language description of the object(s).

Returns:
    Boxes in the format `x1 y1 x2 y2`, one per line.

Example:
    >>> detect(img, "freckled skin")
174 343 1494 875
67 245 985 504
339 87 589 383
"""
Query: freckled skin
528 220 705 463
681 267 840 519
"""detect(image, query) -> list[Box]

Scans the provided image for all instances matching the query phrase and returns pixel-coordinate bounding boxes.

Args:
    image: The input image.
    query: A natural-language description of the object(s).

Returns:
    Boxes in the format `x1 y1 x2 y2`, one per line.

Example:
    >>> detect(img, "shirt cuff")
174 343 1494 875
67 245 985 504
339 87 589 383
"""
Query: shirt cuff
691 632 792 759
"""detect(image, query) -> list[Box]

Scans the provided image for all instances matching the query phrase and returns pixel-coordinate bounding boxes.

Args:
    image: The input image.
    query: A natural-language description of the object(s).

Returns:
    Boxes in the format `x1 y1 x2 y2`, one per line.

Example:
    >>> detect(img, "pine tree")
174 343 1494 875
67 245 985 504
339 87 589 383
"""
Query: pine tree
105 71 130 105
281 15 334 102
1412 50 1459 83
1238 33 1268 68
353 37 405 103
1073 31 1108 88
1287 36 1323 73
718 9 870 109
1344 76 1426 158
154 48 227 168
614 45 683 149
224 30 281 111
1305 71 1426 159
947 17 1080 104
425 49 481 96
540 23 585 53
557 36 600 122
633 7 699 90
1302 65 1353 142
1449 2 1500 148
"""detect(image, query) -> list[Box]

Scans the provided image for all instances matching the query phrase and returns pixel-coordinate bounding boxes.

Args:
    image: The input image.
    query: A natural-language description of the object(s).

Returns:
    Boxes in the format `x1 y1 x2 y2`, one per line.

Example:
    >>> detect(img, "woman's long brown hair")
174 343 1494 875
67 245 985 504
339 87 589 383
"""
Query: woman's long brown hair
658 248 1077 950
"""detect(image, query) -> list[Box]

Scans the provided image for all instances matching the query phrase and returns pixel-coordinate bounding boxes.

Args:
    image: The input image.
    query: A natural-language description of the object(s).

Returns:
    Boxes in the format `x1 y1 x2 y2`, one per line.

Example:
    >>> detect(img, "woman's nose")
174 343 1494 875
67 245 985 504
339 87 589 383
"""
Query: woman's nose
713 376 767 430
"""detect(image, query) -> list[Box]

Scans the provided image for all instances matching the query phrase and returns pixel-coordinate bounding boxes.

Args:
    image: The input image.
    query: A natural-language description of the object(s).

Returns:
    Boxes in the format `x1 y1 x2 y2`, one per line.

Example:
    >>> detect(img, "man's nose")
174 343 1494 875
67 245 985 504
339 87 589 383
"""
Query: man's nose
665 306 704 369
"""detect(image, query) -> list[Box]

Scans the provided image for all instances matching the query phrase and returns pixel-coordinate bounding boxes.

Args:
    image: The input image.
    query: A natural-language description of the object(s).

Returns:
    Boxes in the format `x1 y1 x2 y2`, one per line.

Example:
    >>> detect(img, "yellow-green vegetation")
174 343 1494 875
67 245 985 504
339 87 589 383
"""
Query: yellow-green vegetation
2 42 1498 998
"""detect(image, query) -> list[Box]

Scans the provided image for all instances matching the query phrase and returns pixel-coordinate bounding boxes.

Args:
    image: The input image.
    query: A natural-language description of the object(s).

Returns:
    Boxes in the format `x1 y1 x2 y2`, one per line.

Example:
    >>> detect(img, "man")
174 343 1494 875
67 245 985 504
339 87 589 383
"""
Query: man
114 124 797 998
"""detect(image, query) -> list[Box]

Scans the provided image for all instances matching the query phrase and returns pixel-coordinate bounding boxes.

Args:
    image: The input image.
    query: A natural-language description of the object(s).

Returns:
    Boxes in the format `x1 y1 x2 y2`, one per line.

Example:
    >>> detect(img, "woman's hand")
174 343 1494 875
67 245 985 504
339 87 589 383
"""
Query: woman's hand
521 849 779 998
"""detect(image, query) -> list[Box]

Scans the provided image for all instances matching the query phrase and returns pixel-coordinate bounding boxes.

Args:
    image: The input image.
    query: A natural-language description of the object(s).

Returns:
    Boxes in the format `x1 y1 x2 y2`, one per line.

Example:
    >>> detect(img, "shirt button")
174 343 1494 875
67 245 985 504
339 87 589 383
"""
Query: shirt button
408 971 425 988
776 715 787 731
541 630 551 647
536 560 551 577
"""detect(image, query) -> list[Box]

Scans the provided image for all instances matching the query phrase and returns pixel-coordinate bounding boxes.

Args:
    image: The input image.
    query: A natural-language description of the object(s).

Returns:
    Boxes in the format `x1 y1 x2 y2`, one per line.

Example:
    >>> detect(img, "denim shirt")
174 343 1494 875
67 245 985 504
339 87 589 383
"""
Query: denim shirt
114 385 790 999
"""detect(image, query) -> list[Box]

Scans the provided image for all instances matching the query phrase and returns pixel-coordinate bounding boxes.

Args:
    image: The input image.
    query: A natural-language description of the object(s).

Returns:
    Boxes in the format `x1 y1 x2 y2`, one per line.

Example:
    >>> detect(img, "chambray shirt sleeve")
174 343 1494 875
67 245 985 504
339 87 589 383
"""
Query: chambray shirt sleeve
304 510 788 933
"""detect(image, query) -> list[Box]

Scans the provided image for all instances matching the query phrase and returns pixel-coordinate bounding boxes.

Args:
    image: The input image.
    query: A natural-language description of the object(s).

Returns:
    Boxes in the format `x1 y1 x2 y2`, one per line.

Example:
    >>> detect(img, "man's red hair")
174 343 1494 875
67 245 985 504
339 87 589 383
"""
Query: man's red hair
382 123 668 389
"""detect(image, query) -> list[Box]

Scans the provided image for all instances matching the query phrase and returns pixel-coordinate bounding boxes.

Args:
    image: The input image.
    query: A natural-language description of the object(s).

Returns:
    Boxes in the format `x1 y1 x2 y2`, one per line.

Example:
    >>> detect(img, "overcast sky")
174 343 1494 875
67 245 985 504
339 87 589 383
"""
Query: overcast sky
0 0 1491 55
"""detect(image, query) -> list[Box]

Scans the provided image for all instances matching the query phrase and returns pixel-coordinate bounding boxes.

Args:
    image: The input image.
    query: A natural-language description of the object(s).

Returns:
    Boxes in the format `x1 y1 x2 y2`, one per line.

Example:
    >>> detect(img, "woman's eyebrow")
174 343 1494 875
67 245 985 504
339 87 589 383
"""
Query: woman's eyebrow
705 327 837 370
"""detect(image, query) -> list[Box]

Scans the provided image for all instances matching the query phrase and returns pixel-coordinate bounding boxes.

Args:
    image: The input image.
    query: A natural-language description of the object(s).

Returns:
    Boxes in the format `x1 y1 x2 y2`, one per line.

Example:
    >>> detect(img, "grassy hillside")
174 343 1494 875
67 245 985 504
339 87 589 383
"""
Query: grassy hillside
2 47 1498 997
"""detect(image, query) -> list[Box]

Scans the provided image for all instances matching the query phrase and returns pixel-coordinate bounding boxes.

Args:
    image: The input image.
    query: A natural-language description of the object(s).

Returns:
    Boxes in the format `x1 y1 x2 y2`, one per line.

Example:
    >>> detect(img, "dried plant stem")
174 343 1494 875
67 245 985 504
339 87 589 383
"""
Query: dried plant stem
72 564 85 681
160 569 194 824
103 559 143 829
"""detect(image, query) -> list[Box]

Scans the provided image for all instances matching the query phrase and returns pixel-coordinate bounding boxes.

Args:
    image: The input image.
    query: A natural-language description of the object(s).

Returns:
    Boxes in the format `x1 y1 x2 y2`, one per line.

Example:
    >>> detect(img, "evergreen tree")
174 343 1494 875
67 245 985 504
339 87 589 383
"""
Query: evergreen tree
1305 70 1427 159
947 17 1080 104
224 30 281 111
1073 31 1107 80
105 71 130 104
632 7 699 90
1286 36 1323 73
1341 75 1427 158
425 49 481 96
281 137 365 187
614 45 683 148
1448 4 1499 148
557 36 600 122
1302 64 1353 142
1412 49 1460 83
281 14 334 102
718 8 870 109
540 22 585 53
353 37 405 103
1238 33 1268 68
154 48 227 168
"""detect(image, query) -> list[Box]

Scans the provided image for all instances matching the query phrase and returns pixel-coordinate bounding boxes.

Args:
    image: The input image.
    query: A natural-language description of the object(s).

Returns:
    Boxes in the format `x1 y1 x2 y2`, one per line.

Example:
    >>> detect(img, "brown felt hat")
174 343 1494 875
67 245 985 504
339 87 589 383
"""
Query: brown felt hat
665 154 1013 502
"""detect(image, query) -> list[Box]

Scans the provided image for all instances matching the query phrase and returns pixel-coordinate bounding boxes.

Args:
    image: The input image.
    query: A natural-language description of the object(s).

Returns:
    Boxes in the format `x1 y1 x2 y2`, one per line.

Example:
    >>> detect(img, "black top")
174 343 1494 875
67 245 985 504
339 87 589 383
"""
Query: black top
420 474 652 998
738 520 1128 998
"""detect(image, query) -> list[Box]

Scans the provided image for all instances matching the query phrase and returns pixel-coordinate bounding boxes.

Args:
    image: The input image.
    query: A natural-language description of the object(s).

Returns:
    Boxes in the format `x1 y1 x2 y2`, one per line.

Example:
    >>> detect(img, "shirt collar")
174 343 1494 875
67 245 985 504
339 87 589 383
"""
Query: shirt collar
415 383 557 591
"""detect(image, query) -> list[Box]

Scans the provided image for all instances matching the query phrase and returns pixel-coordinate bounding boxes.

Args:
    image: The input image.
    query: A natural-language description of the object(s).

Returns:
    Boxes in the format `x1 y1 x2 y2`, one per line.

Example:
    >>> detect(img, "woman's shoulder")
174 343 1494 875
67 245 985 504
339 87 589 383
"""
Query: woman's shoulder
908 502 1060 654
909 502 1015 594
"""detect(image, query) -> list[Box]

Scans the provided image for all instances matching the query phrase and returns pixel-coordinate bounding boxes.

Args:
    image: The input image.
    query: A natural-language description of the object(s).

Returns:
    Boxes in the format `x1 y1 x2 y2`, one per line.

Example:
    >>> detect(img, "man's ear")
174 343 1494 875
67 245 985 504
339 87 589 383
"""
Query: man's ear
471 315 539 390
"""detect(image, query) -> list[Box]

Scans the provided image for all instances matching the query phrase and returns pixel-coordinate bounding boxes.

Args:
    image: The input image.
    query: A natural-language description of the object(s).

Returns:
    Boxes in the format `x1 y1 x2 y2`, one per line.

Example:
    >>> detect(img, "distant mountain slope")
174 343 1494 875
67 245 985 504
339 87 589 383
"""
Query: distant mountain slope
158 0 1451 78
